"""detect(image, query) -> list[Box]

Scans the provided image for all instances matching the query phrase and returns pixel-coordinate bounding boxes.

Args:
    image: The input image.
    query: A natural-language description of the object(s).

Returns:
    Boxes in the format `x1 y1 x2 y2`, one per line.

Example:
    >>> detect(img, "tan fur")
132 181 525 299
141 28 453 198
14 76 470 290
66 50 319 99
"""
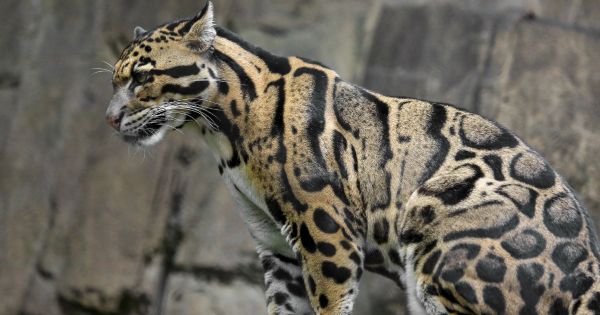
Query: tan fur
107 3 600 314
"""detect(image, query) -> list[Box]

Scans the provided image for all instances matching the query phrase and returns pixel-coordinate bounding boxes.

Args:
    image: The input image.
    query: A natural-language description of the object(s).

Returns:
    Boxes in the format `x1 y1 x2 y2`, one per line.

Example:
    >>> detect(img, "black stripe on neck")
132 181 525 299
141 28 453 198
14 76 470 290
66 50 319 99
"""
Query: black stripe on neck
216 26 291 75
213 49 258 101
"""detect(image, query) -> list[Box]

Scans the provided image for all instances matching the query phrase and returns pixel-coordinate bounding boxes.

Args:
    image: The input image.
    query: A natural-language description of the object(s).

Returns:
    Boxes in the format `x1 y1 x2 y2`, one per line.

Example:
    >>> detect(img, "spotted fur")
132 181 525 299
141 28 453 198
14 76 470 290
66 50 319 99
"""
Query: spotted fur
106 3 600 314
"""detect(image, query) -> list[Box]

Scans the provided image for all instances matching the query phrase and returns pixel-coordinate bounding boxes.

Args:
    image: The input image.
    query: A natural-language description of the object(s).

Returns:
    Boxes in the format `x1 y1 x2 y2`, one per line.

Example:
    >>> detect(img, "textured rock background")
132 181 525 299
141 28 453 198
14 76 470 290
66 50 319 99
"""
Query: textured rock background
0 0 598 314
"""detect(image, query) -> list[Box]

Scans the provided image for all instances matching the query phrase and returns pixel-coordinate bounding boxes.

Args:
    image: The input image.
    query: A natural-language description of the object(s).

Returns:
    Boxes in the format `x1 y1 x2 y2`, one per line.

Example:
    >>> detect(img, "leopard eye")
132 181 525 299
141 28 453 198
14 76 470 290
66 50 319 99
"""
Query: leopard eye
132 71 150 84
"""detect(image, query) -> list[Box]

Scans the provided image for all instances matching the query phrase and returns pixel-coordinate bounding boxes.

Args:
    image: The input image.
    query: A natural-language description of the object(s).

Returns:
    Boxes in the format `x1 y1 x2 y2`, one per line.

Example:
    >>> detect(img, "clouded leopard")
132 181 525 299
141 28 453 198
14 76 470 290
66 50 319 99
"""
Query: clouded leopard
105 2 600 314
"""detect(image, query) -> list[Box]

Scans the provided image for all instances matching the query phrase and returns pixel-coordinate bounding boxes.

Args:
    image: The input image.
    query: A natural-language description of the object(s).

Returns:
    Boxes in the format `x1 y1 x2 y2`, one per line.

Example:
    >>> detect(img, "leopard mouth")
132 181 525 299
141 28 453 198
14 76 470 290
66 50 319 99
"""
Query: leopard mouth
118 108 191 146
121 120 166 145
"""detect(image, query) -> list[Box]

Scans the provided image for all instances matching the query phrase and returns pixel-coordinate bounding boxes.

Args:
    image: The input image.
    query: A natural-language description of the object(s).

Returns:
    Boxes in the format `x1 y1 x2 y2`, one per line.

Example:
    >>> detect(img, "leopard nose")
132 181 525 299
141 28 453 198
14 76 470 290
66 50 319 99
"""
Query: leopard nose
106 112 124 130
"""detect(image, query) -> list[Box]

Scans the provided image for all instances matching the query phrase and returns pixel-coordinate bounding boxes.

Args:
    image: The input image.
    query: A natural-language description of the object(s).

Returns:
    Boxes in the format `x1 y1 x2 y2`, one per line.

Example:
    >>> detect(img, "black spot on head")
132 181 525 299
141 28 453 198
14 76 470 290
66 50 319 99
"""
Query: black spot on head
300 223 317 253
313 208 340 234
552 242 588 274
219 81 230 95
476 253 507 283
501 229 546 259
208 68 217 79
321 261 352 284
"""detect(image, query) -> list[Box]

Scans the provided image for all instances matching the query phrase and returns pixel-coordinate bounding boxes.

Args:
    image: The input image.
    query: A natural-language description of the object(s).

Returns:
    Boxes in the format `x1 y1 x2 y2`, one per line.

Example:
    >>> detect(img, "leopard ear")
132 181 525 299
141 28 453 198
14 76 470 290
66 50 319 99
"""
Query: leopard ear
133 26 147 40
182 1 216 52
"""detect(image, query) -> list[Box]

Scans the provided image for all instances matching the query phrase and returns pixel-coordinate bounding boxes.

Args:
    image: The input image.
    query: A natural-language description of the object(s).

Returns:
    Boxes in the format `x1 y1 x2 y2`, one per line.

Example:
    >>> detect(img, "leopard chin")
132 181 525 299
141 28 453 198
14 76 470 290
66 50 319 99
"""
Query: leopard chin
120 110 189 146
122 127 167 146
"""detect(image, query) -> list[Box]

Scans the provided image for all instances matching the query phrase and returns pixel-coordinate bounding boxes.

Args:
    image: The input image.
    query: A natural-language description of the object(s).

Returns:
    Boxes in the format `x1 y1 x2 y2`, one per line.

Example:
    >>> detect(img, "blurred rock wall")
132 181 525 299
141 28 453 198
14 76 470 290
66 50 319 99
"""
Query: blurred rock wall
0 0 598 314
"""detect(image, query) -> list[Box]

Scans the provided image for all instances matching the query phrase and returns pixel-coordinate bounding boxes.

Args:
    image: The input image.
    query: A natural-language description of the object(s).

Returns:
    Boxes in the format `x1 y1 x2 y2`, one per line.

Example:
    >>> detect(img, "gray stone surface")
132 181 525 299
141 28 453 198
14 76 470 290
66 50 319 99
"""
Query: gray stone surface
228 0 379 81
363 3 497 112
0 1 598 315
161 275 266 315
354 273 405 315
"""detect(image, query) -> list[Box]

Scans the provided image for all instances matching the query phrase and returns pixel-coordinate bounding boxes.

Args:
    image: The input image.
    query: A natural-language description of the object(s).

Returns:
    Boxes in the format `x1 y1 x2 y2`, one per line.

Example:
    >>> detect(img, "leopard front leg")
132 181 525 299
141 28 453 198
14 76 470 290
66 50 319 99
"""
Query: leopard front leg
291 207 364 315
260 250 314 315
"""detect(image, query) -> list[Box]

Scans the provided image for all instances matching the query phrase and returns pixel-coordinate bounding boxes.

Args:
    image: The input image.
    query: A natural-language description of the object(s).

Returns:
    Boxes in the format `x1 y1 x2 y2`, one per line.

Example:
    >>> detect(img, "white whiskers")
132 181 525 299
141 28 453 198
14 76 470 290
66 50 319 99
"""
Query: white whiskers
91 60 115 77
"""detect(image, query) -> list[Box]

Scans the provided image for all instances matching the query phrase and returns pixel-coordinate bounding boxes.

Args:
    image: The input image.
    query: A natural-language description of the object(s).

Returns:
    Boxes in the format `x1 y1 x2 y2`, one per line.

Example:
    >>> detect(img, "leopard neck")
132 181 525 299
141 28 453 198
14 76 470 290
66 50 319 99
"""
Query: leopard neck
198 26 291 168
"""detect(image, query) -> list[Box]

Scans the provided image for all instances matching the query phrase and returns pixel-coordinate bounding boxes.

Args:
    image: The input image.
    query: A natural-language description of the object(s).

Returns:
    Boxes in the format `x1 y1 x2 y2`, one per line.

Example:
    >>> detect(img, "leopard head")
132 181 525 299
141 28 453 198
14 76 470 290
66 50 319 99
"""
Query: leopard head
106 2 219 145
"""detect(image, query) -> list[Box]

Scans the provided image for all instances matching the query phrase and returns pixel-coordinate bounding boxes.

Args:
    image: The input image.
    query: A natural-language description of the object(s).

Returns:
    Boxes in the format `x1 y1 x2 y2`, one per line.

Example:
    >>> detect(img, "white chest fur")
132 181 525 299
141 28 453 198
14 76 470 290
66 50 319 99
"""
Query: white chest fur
221 166 294 257
199 129 294 256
